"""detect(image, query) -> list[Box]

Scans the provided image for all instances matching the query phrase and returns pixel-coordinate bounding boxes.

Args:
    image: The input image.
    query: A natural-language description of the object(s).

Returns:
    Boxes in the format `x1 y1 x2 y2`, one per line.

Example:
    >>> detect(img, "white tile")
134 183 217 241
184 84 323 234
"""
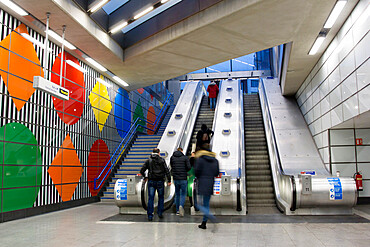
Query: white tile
351 0 368 24
339 51 356 81
355 129 370 145
322 112 332 131
312 89 320 106
359 180 370 197
356 59 370 91
328 67 341 91
323 147 330 163
341 72 357 101
337 30 354 62
331 146 356 162
319 79 330 99
314 133 323 148
301 102 308 115
337 14 353 42
332 163 356 178
329 85 342 108
358 84 370 114
325 163 330 171
342 94 359 121
358 163 370 179
354 33 370 68
319 148 324 161
313 118 322 134
322 130 329 147
326 52 340 75
306 109 314 124
352 4 370 44
320 96 331 115
325 37 339 63
313 104 321 121
308 123 315 135
357 146 370 162
297 95 303 107
331 104 343 127
306 95 313 111
330 129 355 145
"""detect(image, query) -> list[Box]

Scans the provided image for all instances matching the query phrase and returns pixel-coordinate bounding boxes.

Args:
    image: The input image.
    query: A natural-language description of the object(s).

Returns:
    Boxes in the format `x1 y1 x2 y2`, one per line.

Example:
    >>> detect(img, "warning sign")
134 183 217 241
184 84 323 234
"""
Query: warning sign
115 179 127 200
213 179 221 195
327 178 342 200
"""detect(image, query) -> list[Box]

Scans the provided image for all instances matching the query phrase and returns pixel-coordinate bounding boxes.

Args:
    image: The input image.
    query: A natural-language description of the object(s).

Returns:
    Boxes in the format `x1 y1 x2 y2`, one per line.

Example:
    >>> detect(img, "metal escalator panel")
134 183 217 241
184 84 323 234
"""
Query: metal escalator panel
157 81 205 164
259 78 357 215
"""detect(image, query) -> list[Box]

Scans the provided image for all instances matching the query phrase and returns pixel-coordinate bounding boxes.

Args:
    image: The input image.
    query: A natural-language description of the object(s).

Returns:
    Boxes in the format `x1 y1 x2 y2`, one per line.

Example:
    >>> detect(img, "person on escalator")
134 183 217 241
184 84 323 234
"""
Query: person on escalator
196 124 214 149
207 80 219 110
194 143 219 230
170 147 191 217
140 148 171 221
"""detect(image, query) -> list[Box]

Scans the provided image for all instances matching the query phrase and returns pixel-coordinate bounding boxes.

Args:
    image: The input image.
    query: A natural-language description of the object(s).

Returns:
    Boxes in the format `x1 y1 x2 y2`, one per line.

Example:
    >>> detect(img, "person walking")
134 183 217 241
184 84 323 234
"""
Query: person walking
170 147 191 216
207 81 219 110
140 148 171 221
196 124 214 149
194 144 219 230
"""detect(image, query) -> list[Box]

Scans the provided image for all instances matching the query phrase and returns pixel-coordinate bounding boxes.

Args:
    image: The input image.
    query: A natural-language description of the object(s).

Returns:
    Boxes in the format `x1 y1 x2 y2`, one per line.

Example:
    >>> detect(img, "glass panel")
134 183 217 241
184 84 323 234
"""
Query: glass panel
232 54 256 71
207 61 230 72
188 68 206 74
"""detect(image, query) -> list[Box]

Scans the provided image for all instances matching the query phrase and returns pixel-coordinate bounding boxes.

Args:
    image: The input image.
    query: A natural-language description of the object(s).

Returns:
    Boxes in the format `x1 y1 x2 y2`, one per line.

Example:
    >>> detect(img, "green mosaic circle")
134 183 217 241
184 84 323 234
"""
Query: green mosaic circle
0 122 42 212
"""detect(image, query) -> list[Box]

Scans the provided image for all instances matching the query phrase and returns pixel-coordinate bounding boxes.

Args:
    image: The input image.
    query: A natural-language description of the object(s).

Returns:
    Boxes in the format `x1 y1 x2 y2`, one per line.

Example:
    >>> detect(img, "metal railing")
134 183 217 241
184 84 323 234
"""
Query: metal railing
94 93 173 190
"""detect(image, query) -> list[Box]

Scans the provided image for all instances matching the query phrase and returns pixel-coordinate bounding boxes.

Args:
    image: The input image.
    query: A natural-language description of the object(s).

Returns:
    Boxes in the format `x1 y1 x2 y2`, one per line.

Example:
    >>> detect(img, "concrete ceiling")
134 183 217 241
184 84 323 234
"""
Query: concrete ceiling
11 0 358 93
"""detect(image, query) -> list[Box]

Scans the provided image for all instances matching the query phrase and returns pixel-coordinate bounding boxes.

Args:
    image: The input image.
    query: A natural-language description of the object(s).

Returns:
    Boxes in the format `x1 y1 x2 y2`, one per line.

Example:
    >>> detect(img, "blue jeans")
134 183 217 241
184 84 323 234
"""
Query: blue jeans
197 194 215 222
147 180 164 219
174 180 187 212
210 98 216 110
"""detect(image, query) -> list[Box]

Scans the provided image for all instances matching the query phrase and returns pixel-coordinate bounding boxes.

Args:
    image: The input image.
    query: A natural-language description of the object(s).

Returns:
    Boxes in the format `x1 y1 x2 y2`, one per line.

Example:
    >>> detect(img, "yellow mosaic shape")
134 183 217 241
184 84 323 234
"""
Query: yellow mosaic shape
89 76 112 132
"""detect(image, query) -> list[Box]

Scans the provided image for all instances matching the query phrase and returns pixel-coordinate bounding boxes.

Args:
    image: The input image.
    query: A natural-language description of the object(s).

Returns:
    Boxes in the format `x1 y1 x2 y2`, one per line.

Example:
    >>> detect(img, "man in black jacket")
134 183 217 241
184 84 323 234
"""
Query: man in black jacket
140 148 171 221
170 147 191 217
195 144 219 229
196 124 214 149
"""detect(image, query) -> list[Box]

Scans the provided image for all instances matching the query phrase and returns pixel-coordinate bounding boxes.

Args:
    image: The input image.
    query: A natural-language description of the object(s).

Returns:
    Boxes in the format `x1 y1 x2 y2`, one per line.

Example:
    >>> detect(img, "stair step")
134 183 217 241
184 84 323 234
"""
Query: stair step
247 181 273 187
247 193 275 200
247 199 276 205
246 175 272 181
247 187 274 193
246 164 271 170
246 170 271 176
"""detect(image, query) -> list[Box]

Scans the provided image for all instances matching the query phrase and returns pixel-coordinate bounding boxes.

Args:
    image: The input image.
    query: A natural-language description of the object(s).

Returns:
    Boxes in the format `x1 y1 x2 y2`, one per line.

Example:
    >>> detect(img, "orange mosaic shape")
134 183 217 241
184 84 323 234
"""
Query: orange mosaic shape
48 134 83 201
0 24 44 111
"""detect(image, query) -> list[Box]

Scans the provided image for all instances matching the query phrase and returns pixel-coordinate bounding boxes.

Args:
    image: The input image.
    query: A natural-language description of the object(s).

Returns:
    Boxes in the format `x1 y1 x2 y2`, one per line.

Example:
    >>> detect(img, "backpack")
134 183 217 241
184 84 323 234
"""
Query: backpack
202 132 209 141
148 157 164 179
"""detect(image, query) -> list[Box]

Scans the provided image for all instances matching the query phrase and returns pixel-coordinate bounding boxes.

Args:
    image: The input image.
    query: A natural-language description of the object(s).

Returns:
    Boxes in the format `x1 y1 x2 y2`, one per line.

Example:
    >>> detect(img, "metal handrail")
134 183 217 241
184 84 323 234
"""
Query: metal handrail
94 93 173 190
259 79 296 211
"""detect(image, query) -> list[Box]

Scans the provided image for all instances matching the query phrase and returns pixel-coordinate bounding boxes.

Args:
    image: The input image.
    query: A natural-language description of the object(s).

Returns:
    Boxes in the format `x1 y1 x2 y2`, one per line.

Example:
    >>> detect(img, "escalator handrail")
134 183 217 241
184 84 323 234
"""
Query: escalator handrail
259 78 296 211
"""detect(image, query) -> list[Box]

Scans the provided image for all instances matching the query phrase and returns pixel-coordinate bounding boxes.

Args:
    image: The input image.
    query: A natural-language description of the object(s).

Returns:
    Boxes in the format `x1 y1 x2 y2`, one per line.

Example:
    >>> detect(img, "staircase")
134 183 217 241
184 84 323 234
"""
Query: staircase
187 96 215 155
244 94 275 208
101 105 175 202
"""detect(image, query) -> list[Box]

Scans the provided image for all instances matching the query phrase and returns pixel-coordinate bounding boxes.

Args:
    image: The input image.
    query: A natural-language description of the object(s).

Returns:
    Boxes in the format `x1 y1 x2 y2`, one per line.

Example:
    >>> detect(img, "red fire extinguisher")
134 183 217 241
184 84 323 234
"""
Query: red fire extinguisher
354 172 363 191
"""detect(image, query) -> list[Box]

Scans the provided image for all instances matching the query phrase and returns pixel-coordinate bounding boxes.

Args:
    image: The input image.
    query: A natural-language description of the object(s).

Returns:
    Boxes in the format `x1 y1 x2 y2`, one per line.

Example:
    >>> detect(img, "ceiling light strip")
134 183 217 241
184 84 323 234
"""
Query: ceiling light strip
0 0 28 16
46 30 76 50
89 0 110 13
110 21 128 34
308 36 326 55
86 57 107 72
324 0 347 28
66 60 86 73
96 77 112 88
134 6 154 20
113 76 129 87
122 0 182 33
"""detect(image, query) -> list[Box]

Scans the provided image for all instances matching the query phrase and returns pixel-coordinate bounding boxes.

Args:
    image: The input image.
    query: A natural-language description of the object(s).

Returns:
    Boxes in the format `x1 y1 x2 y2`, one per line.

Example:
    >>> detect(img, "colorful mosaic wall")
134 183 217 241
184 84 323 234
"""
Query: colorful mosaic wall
0 9 166 214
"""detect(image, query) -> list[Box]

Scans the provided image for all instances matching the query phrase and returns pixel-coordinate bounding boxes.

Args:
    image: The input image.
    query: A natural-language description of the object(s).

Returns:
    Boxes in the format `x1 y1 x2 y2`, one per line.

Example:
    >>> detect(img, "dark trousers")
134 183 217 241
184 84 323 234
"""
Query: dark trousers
147 180 164 219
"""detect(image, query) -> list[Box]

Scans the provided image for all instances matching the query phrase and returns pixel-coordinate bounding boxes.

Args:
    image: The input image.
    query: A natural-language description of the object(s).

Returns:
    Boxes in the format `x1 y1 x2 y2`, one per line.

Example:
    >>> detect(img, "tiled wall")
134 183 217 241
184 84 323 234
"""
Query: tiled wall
330 129 370 196
0 9 166 216
295 2 369 175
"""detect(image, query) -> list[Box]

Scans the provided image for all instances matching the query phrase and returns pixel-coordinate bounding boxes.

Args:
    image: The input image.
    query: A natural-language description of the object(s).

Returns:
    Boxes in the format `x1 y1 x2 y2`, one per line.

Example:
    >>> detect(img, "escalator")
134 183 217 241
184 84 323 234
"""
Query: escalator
187 96 215 155
244 94 275 208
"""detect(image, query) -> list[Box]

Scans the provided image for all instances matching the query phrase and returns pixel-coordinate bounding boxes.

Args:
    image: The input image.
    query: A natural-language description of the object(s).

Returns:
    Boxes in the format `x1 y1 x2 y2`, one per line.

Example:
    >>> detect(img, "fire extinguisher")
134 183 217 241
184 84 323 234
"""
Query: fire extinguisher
354 172 363 191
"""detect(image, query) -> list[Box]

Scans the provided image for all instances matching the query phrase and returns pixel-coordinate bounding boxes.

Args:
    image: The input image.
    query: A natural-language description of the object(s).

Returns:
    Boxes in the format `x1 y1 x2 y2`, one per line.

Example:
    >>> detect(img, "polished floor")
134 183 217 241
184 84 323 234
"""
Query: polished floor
1 203 370 247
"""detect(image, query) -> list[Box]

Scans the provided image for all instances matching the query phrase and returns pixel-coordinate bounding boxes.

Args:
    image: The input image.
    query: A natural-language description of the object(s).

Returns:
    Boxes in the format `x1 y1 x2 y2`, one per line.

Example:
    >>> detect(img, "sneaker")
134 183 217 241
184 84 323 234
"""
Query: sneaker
158 214 163 219
176 212 180 216
179 206 184 217
148 217 153 221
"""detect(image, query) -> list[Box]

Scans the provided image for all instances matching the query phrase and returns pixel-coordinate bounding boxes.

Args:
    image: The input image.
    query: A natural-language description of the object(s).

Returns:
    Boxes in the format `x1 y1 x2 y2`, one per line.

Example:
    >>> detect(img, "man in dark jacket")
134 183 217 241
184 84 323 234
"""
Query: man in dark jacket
196 124 214 149
140 148 171 221
170 147 191 217
195 144 219 229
